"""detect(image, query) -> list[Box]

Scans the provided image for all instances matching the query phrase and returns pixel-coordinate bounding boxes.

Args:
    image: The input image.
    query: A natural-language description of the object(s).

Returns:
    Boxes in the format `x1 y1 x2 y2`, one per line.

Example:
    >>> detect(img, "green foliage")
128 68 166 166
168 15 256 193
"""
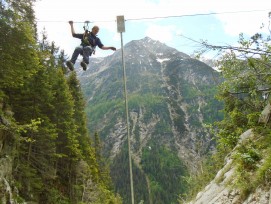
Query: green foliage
180 151 225 203
189 28 271 202
111 144 149 204
228 128 271 199
255 149 271 184
0 0 39 90
141 140 188 204
213 31 271 149
93 132 113 187
234 142 261 170
183 27 271 203
85 93 171 141
41 187 70 204
128 94 170 122
0 1 121 202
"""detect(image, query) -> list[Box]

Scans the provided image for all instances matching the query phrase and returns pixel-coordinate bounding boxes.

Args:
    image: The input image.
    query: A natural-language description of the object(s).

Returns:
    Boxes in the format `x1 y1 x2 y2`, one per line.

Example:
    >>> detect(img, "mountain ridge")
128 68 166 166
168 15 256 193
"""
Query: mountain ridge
77 37 223 203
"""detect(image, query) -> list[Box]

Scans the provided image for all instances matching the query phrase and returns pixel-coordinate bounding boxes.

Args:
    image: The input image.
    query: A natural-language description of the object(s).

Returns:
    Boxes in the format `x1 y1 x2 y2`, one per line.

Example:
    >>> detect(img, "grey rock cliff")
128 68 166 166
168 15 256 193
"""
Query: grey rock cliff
188 103 271 204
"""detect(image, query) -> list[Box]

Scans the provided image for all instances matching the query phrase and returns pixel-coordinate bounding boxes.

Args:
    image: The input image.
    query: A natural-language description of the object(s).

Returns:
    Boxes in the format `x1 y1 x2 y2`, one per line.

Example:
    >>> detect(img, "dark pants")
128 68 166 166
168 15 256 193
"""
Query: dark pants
70 45 93 64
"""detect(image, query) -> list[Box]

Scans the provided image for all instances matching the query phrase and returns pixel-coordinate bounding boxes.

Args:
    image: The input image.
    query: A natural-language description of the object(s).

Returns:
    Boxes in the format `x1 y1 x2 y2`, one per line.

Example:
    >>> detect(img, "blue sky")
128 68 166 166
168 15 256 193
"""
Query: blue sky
34 0 271 59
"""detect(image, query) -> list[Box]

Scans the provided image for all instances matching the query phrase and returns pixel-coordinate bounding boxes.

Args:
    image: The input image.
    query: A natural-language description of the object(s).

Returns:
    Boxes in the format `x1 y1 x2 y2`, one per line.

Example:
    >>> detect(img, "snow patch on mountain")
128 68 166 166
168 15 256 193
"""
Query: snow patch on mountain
157 58 170 63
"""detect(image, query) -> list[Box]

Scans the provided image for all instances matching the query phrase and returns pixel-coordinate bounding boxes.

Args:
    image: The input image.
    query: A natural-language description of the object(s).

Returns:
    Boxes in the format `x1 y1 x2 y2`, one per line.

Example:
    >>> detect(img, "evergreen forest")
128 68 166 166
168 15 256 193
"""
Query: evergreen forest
0 0 121 203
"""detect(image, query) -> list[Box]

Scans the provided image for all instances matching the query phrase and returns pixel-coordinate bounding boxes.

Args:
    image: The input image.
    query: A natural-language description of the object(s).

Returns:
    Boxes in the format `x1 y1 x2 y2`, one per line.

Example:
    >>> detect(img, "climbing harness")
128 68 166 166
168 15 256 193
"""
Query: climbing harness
82 21 96 54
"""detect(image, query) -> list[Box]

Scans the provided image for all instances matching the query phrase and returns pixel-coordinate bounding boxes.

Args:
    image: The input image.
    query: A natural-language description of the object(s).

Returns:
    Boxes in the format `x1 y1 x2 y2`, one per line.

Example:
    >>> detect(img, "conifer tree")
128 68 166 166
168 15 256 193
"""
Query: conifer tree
94 131 112 187
0 0 39 90
0 0 52 200
50 69 81 199
66 72 99 195
1 0 123 202
10 66 59 200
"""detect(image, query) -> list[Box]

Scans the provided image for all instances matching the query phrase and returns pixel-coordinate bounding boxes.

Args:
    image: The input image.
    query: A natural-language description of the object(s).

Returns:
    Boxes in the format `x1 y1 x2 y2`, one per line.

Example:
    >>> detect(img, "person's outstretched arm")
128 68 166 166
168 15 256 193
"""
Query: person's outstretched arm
101 46 116 51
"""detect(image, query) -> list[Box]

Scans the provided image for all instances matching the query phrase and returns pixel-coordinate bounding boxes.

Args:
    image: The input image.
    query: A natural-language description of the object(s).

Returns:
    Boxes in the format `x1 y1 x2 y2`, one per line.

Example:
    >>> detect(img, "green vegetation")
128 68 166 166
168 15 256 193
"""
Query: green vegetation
182 29 271 202
85 93 171 138
111 144 150 204
110 140 188 204
141 140 188 204
0 0 121 203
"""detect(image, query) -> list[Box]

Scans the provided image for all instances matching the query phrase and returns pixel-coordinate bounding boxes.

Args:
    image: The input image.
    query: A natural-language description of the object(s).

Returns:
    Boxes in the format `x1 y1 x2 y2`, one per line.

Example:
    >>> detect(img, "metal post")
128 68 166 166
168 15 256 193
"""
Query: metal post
117 16 135 204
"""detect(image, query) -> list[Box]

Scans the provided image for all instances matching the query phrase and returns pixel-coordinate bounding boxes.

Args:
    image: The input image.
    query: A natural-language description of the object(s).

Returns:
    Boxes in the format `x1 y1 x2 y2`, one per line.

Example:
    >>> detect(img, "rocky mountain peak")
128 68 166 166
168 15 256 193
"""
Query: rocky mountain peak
123 37 190 60
78 37 222 204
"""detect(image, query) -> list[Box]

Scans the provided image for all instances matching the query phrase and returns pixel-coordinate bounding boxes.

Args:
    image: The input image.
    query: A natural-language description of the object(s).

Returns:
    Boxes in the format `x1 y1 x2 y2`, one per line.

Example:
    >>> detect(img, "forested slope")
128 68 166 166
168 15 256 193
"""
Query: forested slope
0 0 121 203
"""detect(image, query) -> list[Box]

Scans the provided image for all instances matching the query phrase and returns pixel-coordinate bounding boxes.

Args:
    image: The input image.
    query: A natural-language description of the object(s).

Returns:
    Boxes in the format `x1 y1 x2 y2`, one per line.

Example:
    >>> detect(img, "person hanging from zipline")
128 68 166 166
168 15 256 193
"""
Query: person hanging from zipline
66 21 116 71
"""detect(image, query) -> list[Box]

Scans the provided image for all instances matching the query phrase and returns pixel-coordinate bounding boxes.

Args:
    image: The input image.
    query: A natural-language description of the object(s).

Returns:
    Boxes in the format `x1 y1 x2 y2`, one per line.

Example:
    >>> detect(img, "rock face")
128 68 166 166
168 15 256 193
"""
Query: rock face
188 103 271 204
189 130 271 204
0 155 14 203
78 37 223 203
79 37 222 171
0 107 16 203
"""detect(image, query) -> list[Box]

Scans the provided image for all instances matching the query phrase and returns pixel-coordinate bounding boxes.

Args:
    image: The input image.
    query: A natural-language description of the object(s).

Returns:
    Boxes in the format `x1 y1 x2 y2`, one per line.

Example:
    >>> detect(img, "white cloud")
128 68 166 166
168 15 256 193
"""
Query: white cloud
34 0 271 58
148 0 271 36
201 0 271 36
35 0 271 32
216 12 270 36
145 25 176 43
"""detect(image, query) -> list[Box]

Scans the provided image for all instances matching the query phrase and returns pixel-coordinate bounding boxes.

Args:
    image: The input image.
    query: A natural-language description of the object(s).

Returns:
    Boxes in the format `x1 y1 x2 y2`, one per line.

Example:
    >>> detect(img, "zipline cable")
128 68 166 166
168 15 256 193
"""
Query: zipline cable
35 9 271 23
125 9 271 21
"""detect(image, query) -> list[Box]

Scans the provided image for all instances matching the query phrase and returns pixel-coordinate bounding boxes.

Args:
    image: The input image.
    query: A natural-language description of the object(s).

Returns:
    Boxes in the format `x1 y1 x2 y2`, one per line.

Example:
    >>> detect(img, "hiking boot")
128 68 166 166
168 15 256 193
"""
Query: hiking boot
66 61 74 71
81 61 87 71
